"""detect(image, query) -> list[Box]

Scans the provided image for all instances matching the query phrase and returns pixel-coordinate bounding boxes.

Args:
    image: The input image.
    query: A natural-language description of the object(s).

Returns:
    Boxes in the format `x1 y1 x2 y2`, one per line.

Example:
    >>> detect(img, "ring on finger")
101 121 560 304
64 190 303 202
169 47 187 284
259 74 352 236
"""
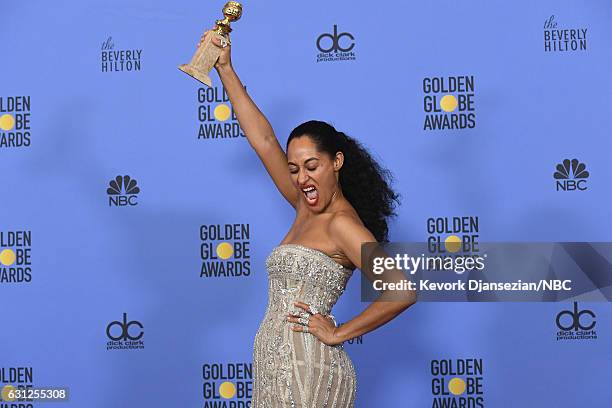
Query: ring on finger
309 305 320 315
297 316 310 326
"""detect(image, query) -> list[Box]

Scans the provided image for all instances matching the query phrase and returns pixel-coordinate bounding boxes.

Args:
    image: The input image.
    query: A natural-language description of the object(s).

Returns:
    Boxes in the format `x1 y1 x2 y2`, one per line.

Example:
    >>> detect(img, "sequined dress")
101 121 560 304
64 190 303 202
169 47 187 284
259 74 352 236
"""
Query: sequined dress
252 244 357 407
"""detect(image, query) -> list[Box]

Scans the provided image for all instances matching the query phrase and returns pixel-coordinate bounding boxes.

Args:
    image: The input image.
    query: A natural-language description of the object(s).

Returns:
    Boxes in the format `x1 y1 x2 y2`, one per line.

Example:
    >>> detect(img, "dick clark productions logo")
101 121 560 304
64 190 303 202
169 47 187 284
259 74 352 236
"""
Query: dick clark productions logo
316 25 356 62
555 302 597 341
106 312 144 350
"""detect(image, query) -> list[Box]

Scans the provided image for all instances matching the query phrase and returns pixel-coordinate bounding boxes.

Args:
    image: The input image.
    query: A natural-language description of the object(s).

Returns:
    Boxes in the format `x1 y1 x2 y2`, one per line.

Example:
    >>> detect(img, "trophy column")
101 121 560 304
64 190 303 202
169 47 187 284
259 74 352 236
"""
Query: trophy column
178 32 227 87
178 1 242 87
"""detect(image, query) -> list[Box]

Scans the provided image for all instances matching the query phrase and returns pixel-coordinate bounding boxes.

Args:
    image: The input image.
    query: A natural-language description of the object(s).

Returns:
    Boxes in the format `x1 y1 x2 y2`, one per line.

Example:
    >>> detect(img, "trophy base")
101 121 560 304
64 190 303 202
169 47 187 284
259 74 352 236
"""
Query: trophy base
178 64 213 87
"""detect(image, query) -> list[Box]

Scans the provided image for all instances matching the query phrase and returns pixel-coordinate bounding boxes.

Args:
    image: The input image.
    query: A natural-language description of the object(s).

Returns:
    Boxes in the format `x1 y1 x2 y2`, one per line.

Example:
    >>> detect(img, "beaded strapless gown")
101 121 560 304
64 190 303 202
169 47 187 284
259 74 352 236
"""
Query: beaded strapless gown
252 244 357 407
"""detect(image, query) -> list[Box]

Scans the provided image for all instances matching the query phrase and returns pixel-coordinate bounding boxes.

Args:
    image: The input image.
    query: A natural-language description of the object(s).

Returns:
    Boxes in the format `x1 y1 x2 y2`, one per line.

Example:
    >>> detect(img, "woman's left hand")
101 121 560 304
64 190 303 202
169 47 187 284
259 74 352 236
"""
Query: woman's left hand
287 301 344 346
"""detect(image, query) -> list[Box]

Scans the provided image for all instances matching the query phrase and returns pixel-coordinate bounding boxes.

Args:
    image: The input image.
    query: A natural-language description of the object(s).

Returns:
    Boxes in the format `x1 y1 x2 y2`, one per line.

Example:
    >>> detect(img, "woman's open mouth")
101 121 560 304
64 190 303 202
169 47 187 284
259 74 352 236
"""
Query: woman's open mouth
302 185 319 206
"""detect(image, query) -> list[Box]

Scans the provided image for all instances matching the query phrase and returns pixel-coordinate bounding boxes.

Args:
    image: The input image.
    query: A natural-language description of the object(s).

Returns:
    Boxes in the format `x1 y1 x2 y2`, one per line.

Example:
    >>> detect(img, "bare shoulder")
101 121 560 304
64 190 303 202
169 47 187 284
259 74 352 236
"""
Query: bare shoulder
329 210 364 234
327 210 376 270
328 210 374 247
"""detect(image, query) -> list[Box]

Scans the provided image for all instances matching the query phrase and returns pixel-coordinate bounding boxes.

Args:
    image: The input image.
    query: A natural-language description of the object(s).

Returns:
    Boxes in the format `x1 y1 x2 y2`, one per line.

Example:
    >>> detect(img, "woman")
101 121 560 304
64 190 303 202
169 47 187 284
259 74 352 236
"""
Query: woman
199 29 416 407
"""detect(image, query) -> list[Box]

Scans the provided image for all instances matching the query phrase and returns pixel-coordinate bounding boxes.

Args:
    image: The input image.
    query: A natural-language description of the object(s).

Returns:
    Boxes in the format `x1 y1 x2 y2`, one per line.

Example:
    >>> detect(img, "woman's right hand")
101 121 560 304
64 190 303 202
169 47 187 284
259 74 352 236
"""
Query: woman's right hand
197 28 232 71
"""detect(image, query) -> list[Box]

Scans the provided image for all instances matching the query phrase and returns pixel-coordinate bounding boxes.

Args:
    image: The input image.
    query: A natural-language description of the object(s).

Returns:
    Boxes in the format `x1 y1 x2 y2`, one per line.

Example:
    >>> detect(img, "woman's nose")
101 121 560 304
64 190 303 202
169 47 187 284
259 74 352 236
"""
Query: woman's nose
297 169 308 184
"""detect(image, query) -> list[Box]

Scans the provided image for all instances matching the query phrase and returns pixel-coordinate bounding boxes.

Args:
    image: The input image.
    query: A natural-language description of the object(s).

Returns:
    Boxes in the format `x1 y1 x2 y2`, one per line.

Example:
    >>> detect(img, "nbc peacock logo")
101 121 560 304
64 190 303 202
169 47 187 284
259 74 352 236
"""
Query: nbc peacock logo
107 175 141 206
196 86 245 140
0 96 31 148
554 159 589 191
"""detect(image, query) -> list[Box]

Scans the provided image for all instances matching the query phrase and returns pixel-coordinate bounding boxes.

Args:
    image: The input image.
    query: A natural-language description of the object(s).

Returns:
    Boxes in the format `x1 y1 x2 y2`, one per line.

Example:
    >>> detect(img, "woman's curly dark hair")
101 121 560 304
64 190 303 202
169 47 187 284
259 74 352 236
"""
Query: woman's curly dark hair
287 120 400 242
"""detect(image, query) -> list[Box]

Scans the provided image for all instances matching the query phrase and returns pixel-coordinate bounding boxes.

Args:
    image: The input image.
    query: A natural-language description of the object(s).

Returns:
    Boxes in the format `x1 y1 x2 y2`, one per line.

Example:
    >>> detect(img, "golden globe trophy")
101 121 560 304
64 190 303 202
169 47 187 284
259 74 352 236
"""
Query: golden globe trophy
178 1 242 86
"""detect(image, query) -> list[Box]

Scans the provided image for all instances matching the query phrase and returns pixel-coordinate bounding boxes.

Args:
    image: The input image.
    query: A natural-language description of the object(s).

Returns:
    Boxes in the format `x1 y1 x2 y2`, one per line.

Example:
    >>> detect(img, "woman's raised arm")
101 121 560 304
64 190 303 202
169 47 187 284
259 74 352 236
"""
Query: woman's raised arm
199 30 298 207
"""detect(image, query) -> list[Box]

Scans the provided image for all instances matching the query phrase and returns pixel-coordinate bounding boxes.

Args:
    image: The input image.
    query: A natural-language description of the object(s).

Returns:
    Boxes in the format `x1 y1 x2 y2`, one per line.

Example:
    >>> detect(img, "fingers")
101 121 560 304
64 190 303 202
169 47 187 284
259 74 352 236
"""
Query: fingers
196 28 231 50
286 313 317 322
287 310 309 318
293 301 310 312
196 29 215 47
287 313 326 329
197 34 206 48
212 36 223 47
211 36 229 49
287 313 307 332
288 318 327 335
287 312 309 329
286 315 303 325
289 318 315 333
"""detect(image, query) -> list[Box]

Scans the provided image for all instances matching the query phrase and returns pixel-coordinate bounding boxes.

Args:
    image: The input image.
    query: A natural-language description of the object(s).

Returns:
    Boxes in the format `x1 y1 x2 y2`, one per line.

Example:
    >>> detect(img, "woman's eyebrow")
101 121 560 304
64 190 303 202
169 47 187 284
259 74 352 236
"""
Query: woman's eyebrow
288 157 319 166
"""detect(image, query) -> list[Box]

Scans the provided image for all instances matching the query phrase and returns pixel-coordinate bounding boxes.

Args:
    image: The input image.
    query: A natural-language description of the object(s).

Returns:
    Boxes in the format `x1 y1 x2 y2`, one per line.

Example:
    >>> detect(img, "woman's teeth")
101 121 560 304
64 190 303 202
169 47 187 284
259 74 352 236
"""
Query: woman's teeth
302 186 318 203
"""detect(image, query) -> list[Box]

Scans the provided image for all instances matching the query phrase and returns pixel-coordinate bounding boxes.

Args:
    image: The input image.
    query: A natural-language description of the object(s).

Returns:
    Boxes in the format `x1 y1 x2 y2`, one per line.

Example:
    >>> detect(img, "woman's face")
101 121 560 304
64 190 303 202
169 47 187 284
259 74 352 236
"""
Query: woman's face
287 135 341 212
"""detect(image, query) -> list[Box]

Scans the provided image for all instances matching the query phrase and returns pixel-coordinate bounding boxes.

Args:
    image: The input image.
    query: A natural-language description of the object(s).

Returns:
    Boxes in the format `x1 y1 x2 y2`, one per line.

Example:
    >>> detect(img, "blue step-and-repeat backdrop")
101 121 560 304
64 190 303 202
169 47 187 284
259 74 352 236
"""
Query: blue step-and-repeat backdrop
2 0 611 406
